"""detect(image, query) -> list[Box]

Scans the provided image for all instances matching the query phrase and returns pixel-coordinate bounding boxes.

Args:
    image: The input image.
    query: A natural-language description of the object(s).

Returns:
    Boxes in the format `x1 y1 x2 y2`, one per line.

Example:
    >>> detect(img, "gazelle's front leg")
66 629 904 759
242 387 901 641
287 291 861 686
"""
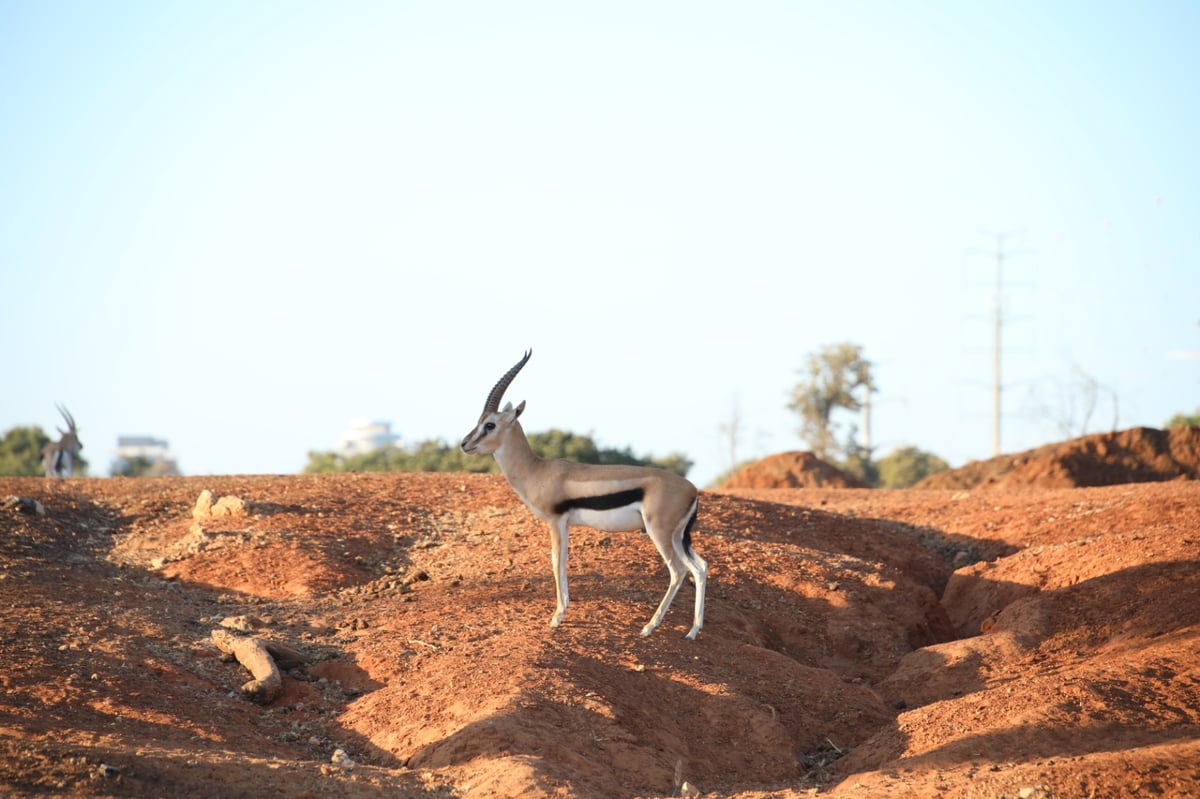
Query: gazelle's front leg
547 517 570 628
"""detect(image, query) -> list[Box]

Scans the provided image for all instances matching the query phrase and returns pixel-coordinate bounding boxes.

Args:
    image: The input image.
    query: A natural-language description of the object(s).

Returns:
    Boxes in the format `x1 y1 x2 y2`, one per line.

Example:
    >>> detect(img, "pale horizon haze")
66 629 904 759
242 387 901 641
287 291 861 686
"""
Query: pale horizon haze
2 2 1197 486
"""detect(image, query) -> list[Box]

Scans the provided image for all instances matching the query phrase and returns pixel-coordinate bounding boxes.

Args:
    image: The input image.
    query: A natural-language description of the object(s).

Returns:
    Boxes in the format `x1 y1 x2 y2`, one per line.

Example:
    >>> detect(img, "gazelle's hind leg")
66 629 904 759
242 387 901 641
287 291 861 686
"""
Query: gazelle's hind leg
680 544 707 640
640 544 688 637
641 501 707 639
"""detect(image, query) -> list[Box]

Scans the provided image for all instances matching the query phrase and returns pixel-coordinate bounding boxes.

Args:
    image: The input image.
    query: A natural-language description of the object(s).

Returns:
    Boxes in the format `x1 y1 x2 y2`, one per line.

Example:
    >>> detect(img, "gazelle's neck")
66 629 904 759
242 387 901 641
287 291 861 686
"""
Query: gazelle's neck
492 420 540 480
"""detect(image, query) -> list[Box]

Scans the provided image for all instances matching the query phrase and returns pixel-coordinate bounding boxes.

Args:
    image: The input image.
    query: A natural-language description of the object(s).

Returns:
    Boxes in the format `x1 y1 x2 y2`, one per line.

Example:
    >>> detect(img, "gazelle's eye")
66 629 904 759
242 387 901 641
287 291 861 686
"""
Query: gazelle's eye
484 422 496 432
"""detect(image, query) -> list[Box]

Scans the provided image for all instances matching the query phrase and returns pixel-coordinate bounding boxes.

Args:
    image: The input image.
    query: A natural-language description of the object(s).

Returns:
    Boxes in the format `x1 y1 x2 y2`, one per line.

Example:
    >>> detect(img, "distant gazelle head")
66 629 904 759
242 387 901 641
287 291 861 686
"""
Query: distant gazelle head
43 404 82 478
461 350 531 456
57 404 80 447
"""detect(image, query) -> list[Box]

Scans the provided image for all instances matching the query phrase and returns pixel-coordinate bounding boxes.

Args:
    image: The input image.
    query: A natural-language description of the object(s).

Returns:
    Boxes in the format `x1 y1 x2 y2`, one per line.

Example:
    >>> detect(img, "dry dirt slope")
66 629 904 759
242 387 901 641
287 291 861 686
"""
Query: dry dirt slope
0 472 1198 798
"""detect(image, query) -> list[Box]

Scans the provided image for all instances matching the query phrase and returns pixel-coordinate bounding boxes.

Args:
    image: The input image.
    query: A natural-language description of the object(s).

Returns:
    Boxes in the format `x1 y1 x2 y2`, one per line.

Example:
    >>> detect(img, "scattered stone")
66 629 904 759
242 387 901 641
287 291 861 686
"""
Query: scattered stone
1 495 45 516
185 522 211 553
192 490 214 519
219 615 264 632
403 568 430 585
212 495 247 517
193 491 249 519
330 748 355 769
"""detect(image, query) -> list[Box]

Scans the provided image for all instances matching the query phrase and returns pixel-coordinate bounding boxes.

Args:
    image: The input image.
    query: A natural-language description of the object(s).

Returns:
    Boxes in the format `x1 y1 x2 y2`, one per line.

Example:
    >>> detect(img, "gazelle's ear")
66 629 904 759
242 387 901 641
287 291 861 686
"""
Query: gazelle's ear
502 401 513 412
514 400 526 419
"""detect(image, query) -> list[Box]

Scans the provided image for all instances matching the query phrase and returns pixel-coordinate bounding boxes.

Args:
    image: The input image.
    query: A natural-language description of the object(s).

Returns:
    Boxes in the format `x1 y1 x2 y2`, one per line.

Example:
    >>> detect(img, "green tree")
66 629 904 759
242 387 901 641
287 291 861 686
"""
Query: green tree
838 437 881 487
1165 409 1199 428
303 450 344 473
877 446 949 488
404 440 496 473
528 429 692 476
787 342 874 461
304 430 692 477
529 429 601 462
0 426 51 476
304 442 496 474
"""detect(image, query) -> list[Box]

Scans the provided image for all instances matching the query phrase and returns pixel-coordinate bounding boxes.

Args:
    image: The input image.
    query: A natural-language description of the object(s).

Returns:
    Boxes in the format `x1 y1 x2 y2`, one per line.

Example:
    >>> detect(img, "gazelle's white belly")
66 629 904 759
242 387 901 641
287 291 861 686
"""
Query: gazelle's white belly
568 503 645 532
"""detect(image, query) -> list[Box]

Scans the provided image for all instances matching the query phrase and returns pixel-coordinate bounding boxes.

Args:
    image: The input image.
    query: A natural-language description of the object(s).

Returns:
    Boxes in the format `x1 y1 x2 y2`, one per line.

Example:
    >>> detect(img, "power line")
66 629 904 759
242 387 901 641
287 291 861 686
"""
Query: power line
970 229 1032 456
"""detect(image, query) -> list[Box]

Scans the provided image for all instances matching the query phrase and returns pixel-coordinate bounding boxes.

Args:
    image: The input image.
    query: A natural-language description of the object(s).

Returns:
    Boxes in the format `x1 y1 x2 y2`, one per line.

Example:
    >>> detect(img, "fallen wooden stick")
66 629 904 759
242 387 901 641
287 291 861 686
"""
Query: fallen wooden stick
210 629 307 704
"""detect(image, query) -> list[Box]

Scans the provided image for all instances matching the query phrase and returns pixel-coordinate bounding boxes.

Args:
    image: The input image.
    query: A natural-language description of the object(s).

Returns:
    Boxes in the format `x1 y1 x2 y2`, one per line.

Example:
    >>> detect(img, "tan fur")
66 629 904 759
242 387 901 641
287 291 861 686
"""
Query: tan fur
462 395 707 639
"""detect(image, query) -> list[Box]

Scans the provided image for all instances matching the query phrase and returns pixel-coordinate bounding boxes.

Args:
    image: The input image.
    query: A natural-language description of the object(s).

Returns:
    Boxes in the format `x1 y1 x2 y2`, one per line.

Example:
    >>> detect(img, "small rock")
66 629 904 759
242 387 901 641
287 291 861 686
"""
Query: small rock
219 615 260 632
1 495 45 516
330 748 355 769
192 490 215 519
186 523 211 553
212 496 247 517
403 568 430 585
194 491 249 518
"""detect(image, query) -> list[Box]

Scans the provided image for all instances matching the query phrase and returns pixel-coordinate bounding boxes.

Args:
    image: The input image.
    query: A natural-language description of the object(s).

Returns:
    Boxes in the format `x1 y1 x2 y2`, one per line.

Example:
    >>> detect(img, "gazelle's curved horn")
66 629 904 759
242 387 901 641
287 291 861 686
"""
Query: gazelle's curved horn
56 404 76 432
482 350 532 415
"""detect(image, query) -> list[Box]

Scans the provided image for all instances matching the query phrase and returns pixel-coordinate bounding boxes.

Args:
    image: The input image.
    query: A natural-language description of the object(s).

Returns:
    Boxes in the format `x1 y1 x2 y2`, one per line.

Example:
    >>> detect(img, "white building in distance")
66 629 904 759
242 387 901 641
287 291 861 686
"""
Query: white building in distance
336 419 401 458
112 435 181 476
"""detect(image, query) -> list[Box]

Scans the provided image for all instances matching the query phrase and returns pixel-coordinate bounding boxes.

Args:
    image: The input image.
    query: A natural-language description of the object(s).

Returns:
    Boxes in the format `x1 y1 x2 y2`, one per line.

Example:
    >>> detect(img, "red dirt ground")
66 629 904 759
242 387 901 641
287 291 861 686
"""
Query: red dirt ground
2 457 1198 796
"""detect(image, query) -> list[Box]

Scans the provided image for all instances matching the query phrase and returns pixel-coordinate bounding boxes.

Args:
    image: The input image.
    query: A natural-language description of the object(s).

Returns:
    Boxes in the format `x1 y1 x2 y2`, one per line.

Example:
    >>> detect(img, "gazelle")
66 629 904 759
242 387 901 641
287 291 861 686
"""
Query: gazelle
43 404 82 478
461 351 708 639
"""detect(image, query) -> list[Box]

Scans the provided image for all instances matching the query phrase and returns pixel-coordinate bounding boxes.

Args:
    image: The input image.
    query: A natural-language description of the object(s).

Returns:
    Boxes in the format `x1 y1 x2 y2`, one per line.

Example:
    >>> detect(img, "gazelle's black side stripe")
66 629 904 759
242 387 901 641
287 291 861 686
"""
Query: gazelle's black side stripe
554 488 644 515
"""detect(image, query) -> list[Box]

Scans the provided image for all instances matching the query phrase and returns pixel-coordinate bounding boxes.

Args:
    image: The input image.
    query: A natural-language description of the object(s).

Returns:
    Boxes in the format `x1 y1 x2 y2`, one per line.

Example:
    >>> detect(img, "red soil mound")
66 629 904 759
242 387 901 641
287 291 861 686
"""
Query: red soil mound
719 450 867 489
916 426 1200 490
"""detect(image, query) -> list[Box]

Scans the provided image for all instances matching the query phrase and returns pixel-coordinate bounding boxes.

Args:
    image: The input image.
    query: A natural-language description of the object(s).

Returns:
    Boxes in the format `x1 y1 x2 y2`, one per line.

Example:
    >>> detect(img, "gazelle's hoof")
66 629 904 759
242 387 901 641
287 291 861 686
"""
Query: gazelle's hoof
639 624 655 637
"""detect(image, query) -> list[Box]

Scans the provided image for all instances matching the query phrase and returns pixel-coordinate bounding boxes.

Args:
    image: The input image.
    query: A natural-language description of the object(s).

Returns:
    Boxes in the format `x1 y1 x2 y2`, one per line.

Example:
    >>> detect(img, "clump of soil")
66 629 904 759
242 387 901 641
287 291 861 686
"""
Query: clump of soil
719 451 867 489
916 426 1200 490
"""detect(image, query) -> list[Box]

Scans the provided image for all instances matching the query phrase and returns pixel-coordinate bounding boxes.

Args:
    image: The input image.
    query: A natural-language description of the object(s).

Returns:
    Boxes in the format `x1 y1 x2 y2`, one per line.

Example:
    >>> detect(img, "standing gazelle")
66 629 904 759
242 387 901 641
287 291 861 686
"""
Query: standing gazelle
42 404 82 478
461 351 708 639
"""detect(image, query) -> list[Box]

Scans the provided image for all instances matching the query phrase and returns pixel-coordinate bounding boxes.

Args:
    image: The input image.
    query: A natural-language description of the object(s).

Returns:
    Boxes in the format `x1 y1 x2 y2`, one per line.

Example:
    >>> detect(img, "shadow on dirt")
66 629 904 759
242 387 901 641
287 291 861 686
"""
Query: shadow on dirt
837 559 1200 777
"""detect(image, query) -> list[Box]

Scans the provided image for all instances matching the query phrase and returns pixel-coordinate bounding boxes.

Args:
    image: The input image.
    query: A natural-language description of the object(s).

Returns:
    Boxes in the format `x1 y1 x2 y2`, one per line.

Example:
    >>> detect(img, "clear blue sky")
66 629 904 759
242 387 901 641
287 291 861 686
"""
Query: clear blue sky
3 1 1197 486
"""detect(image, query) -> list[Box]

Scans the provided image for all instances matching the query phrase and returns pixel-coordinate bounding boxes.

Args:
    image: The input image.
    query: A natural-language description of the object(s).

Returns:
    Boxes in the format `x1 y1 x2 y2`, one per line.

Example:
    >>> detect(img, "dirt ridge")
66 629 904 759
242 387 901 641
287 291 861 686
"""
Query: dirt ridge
916 425 1200 490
